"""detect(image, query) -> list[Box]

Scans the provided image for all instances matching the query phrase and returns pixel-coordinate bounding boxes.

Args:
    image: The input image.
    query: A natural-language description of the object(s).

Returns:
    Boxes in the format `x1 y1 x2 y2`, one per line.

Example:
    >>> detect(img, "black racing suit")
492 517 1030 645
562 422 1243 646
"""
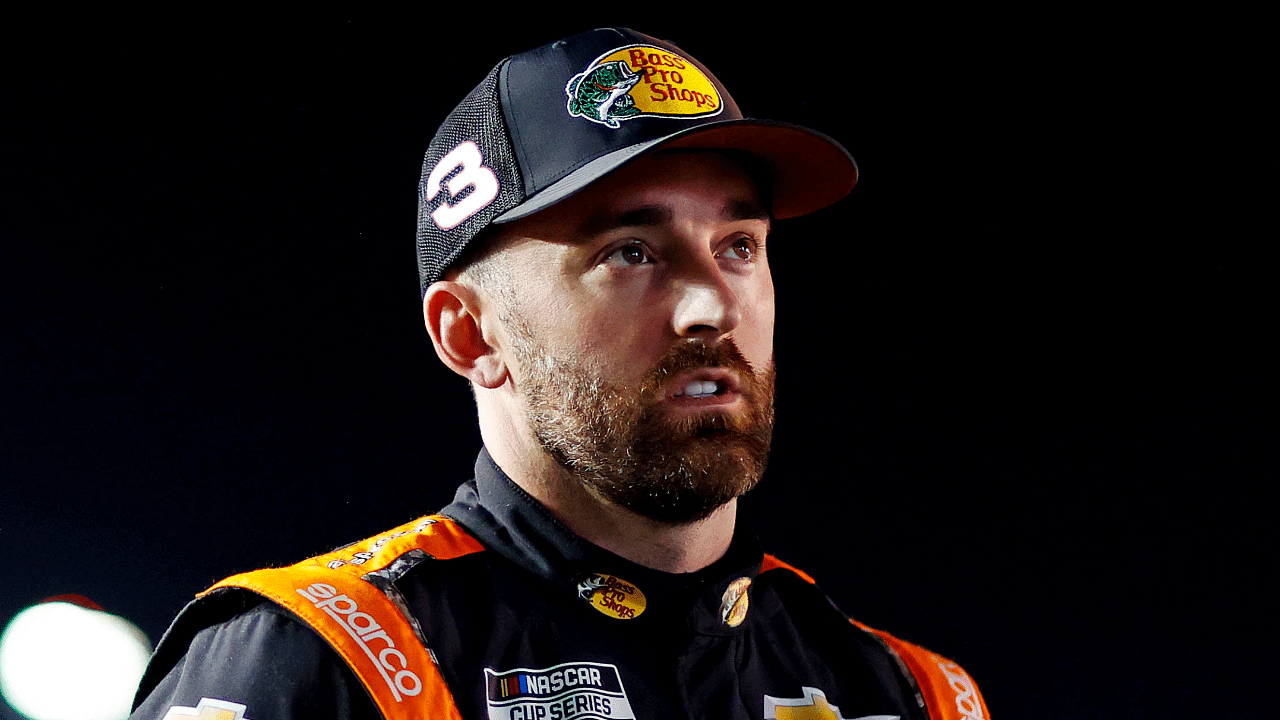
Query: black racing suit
130 450 986 719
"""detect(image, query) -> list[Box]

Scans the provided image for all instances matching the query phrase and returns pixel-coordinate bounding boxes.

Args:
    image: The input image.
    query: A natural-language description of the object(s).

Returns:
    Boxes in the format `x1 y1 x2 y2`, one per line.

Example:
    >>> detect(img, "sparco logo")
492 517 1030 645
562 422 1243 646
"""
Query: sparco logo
295 582 422 700
484 662 636 720
932 653 984 720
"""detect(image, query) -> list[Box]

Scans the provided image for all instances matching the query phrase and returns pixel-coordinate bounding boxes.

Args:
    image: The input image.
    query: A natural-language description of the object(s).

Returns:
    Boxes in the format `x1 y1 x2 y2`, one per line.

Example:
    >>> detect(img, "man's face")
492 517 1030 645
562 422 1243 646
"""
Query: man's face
482 151 776 524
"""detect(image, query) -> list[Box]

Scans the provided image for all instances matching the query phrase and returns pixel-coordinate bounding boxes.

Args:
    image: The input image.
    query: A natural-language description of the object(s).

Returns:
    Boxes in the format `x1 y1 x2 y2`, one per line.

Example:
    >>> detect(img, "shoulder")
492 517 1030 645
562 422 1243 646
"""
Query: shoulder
855 623 992 720
132 515 485 720
760 553 993 720
129 599 380 720
201 514 484 616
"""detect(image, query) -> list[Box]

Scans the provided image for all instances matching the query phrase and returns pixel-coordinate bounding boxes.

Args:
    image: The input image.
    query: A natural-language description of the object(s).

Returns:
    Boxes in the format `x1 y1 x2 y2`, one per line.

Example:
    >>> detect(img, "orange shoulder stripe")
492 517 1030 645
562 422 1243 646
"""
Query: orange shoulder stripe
759 553 817 584
203 515 483 720
757 556 990 720
855 622 992 720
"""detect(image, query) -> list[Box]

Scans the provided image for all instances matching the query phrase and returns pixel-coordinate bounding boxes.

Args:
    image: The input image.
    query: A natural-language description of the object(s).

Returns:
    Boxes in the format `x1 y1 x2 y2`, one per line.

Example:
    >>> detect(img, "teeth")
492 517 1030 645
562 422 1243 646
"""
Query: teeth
682 380 719 397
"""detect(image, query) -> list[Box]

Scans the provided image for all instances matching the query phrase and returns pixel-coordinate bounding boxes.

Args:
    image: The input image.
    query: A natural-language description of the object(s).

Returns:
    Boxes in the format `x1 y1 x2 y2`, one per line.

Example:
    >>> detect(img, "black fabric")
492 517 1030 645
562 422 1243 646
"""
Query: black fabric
498 28 741 199
129 600 381 720
416 62 525 291
422 451 923 719
414 27 857 291
130 449 925 719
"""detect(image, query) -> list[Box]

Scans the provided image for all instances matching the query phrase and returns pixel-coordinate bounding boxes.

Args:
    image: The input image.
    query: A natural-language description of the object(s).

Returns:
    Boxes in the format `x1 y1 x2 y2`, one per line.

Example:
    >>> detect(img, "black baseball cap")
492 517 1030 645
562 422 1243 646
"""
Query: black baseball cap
416 27 858 291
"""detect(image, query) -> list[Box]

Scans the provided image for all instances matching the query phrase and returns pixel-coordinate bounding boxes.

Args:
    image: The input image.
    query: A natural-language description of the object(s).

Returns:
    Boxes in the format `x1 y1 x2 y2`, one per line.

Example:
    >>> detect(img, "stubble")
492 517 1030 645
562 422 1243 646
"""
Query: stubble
508 315 776 525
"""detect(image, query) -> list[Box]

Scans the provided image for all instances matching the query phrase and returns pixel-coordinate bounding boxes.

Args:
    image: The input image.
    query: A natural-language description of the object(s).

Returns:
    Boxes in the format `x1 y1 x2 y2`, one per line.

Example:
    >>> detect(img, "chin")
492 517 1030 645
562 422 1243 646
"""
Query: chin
580 432 770 525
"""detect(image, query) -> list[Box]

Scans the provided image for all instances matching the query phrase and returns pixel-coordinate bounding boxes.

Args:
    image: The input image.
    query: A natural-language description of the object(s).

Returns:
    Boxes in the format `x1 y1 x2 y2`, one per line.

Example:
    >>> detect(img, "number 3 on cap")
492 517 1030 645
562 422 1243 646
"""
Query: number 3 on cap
426 141 499 230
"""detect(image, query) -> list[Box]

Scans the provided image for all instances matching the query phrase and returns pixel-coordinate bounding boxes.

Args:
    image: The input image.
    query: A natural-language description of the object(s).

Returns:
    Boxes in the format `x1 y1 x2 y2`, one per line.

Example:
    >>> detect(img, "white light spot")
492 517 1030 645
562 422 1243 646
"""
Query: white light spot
0 602 152 720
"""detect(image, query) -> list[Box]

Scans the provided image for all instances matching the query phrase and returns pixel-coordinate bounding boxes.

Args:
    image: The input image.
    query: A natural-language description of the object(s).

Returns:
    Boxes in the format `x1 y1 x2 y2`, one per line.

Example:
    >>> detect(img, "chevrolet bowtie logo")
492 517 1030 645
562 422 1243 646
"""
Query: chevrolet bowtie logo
763 686 900 720
162 698 253 720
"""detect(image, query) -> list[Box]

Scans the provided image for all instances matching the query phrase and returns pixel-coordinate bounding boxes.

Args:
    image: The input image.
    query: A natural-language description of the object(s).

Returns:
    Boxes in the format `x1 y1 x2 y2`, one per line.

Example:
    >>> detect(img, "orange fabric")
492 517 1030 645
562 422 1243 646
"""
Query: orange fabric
203 522 988 720
761 557 990 720
856 623 992 720
759 553 817 584
202 515 483 720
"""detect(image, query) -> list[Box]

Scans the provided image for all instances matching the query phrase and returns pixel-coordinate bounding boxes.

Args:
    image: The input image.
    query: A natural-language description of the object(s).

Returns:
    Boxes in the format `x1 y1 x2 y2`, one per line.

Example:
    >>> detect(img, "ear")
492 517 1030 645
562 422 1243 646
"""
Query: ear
423 281 508 389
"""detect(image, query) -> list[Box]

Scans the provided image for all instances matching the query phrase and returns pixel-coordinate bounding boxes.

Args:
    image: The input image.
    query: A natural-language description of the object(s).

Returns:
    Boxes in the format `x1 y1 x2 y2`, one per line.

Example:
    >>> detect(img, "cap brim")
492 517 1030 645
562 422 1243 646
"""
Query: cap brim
493 119 857 223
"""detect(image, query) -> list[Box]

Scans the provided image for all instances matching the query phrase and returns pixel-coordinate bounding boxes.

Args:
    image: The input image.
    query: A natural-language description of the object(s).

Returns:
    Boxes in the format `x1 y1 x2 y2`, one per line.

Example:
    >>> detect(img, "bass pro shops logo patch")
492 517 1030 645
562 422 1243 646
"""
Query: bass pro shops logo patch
485 662 636 720
575 572 647 620
566 44 723 128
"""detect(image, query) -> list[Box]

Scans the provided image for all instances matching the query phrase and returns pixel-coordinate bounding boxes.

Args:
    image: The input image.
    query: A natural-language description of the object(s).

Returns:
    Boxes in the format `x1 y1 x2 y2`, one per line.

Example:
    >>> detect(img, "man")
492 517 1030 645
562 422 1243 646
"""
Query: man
130 28 989 720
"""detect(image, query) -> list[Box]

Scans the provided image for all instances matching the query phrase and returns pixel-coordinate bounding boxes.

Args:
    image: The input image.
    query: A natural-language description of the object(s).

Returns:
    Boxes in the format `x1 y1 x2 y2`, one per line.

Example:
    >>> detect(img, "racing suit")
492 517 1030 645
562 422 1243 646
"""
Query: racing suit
130 450 990 719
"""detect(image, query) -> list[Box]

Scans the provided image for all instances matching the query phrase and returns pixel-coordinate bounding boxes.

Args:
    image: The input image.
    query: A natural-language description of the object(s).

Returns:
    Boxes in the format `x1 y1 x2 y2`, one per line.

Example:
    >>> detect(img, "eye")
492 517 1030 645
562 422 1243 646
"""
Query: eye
720 237 757 262
603 242 653 267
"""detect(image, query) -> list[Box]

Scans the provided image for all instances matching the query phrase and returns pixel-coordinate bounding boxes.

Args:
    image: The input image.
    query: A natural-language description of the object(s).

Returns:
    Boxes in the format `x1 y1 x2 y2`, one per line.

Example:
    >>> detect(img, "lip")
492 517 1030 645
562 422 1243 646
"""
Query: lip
663 368 745 410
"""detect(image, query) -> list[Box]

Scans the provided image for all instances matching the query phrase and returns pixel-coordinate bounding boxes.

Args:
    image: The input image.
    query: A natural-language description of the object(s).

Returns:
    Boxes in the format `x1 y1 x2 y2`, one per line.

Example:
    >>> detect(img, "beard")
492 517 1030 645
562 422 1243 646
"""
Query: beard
507 318 776 525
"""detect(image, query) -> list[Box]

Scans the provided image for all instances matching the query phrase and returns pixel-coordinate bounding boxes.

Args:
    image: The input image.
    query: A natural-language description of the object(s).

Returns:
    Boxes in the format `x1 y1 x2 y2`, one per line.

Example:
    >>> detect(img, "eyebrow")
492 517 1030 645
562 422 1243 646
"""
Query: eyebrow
576 199 771 239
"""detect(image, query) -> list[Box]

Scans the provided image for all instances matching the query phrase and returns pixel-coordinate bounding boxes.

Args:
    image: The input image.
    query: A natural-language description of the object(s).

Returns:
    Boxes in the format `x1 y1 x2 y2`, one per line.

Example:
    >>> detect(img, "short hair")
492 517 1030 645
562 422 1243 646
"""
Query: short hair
444 223 508 290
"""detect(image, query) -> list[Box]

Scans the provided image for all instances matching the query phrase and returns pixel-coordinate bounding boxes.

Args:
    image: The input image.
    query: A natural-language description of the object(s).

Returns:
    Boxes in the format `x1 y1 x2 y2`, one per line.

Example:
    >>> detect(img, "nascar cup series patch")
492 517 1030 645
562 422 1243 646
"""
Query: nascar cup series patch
566 44 723 128
485 662 636 720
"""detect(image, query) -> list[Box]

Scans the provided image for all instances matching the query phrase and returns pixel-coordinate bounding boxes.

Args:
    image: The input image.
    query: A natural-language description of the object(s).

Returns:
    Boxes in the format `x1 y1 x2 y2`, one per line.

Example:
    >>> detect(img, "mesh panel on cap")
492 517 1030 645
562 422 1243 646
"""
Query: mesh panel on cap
416 63 526 292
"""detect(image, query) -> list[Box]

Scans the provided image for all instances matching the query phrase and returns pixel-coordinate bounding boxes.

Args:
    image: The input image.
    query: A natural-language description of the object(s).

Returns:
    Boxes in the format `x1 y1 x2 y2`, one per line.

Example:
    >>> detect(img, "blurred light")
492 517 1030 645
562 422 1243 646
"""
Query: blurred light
0 601 152 720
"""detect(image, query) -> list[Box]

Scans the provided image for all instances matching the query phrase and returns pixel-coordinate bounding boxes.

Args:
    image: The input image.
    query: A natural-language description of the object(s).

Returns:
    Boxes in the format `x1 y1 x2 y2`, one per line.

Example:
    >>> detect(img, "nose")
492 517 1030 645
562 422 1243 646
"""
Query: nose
671 269 742 340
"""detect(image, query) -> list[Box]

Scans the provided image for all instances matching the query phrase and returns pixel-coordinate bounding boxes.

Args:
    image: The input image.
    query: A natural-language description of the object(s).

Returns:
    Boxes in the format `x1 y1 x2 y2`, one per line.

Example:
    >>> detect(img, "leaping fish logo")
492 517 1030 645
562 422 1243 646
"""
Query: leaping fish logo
576 573 609 602
566 60 642 128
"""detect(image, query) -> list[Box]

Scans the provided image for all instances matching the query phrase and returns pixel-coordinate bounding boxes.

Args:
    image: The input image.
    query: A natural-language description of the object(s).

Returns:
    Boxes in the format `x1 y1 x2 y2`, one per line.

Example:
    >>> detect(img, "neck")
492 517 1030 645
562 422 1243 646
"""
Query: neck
481 420 736 574
545 471 738 574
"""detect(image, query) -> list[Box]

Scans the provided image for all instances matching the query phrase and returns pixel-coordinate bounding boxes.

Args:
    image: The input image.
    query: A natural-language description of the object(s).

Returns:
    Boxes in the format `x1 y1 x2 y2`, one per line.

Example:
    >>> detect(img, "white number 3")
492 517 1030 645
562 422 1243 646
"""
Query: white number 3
425 141 500 230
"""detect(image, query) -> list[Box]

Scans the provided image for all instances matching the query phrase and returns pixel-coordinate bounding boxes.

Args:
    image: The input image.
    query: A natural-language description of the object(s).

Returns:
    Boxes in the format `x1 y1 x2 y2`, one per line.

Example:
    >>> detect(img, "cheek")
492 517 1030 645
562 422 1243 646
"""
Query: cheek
525 298 648 374
739 275 776 370
743 311 775 372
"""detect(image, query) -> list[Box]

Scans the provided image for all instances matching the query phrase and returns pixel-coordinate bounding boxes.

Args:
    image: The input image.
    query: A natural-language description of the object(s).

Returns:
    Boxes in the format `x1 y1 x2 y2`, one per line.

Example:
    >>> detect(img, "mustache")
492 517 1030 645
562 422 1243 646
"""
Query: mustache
639 339 758 399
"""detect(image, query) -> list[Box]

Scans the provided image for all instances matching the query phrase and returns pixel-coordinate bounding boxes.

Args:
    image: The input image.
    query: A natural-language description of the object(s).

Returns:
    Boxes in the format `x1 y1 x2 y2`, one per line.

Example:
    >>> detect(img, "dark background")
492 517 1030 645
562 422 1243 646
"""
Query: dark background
2 13 1266 719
